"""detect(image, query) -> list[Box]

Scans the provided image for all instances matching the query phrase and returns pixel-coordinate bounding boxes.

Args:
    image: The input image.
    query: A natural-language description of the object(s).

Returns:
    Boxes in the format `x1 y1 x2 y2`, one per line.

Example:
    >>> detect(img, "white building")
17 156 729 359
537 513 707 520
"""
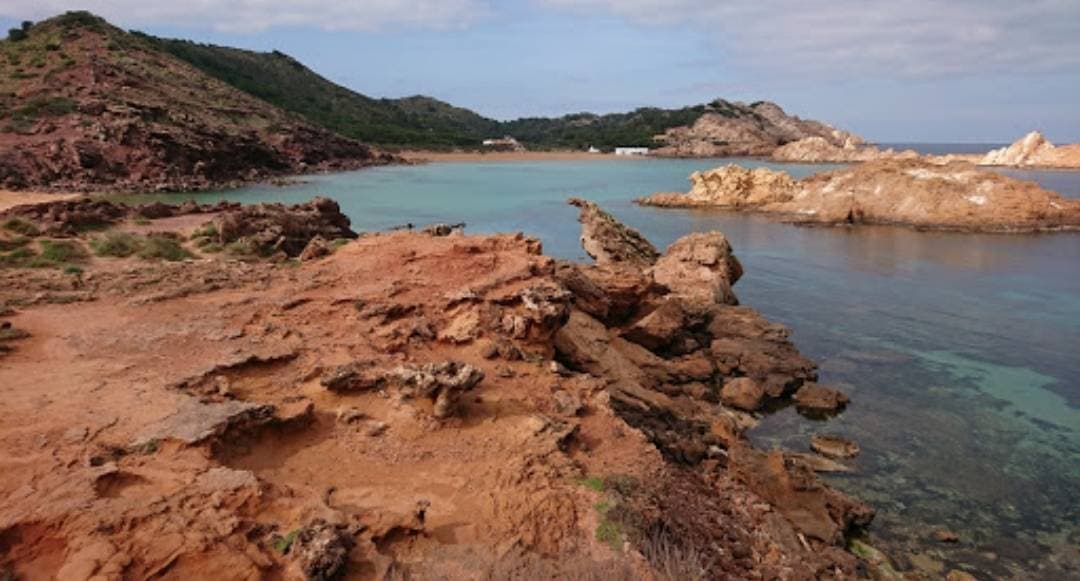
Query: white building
481 136 525 151
614 147 650 156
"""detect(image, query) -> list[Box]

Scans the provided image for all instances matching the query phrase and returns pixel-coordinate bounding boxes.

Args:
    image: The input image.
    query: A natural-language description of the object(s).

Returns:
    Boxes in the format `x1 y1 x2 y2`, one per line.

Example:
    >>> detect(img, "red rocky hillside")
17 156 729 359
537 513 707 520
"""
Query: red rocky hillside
0 12 396 193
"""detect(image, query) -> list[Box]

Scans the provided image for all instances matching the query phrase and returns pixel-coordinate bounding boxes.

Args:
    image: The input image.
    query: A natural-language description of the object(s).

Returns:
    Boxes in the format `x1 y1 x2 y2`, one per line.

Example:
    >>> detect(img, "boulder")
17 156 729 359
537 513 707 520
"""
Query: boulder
622 299 689 351
721 377 765 412
555 262 659 324
652 232 743 305
389 361 484 419
214 197 357 257
793 383 850 415
298 235 332 261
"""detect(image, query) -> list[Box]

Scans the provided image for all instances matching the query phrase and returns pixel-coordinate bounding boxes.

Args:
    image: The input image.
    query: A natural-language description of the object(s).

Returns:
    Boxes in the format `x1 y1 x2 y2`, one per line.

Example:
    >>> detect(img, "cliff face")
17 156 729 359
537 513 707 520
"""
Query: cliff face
0 13 395 192
639 160 1080 232
653 100 862 158
980 131 1080 169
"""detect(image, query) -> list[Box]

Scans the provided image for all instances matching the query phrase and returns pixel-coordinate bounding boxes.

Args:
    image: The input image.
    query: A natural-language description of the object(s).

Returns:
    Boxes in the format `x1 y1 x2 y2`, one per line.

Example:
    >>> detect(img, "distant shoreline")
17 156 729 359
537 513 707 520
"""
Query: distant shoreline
399 150 636 163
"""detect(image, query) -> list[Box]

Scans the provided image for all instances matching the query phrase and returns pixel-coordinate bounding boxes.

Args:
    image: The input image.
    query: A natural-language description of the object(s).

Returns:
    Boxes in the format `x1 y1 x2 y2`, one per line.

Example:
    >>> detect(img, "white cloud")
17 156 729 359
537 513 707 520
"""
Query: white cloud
541 0 1080 78
1 0 486 32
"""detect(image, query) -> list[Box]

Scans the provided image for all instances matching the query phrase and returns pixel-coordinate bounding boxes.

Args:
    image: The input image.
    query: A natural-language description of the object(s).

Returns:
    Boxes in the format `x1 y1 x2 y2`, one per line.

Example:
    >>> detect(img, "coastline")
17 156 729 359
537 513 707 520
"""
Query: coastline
399 150 631 163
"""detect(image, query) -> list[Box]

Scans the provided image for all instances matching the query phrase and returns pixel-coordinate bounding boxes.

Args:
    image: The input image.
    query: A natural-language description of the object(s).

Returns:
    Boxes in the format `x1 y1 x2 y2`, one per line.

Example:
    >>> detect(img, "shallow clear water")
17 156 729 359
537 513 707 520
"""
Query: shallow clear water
127 159 1080 577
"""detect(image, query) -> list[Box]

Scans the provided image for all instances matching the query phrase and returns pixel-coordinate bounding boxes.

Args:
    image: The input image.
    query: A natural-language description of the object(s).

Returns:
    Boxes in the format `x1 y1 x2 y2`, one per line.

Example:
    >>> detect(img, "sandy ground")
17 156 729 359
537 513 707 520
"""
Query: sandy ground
0 190 82 212
399 150 638 163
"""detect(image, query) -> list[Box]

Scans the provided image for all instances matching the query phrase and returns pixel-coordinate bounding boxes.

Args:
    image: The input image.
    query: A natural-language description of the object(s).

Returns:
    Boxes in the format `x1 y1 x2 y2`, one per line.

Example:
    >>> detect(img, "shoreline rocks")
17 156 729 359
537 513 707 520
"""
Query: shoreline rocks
980 131 1080 169
638 159 1080 233
0 194 873 579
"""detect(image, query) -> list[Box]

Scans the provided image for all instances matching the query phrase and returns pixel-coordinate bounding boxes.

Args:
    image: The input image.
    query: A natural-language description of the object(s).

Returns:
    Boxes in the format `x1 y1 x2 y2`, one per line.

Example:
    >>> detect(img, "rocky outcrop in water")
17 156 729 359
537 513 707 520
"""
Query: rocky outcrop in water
558 197 870 545
980 131 1080 169
652 100 862 158
639 159 1080 232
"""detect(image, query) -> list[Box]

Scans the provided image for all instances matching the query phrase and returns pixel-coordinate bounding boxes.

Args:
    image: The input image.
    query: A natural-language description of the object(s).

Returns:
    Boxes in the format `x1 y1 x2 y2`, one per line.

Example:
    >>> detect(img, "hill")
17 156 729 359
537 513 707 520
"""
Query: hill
142 36 500 148
144 35 858 153
0 12 394 192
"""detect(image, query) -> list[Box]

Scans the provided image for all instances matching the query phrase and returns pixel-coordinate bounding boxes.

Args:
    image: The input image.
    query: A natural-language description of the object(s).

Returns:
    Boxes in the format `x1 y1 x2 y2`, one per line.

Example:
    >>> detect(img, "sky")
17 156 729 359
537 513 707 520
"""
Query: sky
3 1 1079 143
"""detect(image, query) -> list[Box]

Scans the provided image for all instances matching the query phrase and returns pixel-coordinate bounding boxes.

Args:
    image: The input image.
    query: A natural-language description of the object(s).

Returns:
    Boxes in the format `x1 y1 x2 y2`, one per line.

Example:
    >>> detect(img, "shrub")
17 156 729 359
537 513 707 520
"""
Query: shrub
37 240 87 264
580 476 605 492
596 520 624 550
3 218 39 236
192 223 218 238
137 235 192 261
0 247 35 267
90 231 139 257
7 28 27 42
0 236 30 252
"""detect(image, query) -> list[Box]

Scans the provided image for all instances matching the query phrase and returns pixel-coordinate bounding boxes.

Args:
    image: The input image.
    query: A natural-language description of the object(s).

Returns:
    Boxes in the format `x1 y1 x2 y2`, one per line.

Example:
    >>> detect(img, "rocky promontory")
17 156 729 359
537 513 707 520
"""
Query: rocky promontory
639 160 1080 232
652 100 863 158
0 194 875 578
979 131 1080 169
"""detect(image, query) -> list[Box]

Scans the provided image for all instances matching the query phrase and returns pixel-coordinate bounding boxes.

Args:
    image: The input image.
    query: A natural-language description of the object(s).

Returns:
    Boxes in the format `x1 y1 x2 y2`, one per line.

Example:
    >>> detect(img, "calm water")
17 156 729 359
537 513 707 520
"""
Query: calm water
128 159 1080 578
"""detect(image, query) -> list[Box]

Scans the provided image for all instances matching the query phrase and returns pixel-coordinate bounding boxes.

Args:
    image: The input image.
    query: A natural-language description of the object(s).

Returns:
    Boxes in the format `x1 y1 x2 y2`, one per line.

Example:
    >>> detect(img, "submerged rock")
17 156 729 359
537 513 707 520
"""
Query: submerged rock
810 434 860 459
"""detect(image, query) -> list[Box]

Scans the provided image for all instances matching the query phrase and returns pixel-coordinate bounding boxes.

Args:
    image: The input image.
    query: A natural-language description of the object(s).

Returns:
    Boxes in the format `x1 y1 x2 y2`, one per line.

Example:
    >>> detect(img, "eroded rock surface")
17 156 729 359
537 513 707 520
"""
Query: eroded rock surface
568 198 658 268
213 197 357 257
639 159 1080 232
0 199 870 579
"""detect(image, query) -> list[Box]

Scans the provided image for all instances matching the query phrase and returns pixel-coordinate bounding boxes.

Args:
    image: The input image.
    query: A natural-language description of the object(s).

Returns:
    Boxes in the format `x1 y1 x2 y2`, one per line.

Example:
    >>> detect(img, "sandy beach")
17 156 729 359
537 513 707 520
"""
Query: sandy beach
398 150 633 163
0 190 82 213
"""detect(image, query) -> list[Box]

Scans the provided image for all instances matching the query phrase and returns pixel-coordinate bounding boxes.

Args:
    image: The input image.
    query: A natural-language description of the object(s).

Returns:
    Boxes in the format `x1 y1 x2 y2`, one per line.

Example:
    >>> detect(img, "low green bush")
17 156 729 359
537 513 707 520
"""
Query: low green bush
90 231 139 257
137 235 192 261
3 218 39 236
37 239 87 264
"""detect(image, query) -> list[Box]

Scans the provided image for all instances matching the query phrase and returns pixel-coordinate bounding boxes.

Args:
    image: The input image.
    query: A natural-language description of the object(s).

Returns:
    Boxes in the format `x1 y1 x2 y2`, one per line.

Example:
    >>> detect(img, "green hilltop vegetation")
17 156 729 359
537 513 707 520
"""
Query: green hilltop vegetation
142 35 713 150
139 35 502 148
3 11 724 151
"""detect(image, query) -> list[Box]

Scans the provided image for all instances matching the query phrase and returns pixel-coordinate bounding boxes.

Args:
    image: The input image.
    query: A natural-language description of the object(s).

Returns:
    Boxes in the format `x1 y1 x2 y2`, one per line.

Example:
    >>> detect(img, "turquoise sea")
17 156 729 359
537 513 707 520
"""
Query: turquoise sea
127 158 1080 578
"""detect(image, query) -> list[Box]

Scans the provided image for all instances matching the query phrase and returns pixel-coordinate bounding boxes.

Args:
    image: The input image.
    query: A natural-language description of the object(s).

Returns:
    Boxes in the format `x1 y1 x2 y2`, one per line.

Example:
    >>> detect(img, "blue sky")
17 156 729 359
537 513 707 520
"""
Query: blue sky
4 1 1079 143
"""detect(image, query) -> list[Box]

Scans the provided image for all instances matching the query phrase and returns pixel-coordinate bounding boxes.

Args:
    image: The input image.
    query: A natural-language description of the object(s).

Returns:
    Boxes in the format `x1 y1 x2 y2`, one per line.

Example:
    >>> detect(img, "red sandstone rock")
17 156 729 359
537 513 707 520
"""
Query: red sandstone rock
721 377 765 411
